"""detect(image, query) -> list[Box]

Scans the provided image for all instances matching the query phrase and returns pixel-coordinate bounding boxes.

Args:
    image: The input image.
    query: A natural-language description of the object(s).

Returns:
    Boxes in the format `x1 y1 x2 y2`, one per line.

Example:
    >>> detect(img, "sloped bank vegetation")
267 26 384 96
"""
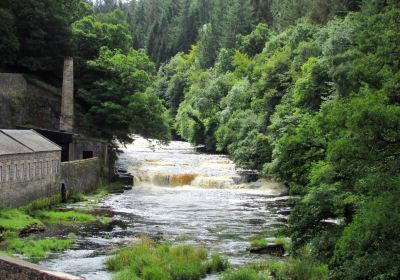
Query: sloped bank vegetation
0 182 121 261
150 0 400 279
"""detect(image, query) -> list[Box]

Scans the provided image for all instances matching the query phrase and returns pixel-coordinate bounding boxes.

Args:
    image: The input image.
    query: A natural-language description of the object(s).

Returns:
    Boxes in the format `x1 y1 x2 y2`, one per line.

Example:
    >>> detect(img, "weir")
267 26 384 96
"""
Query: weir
39 136 289 278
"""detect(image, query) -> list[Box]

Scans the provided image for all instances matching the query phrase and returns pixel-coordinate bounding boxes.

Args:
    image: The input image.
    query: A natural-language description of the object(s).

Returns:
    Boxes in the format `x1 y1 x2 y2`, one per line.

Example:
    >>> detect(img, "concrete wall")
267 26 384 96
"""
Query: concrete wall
0 255 83 280
60 157 102 197
0 151 61 207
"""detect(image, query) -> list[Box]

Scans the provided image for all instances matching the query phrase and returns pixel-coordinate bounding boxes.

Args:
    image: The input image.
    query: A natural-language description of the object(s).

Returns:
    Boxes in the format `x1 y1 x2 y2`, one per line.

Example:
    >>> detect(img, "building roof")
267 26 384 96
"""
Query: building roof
0 129 61 156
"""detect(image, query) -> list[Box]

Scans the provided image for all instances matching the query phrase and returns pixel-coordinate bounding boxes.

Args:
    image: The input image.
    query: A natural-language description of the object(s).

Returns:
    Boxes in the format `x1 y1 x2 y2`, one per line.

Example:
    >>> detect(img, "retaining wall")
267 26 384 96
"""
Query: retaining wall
0 255 84 280
60 157 102 197
0 73 61 129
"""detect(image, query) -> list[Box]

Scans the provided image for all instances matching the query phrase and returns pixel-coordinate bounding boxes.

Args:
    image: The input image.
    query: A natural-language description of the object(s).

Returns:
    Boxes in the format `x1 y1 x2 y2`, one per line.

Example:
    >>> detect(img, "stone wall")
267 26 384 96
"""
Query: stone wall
0 74 27 128
0 151 61 207
0 154 103 207
0 255 83 280
60 157 102 197
0 73 61 130
0 73 27 96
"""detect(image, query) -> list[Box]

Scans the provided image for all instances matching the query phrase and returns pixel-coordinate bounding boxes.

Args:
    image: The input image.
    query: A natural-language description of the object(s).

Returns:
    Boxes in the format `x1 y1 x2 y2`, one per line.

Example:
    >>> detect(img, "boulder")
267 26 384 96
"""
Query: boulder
249 244 285 257
19 222 45 237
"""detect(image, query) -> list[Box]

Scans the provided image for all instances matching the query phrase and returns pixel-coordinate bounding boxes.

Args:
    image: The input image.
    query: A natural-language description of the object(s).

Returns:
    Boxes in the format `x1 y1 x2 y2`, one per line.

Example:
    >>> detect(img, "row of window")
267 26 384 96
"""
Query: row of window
0 160 59 183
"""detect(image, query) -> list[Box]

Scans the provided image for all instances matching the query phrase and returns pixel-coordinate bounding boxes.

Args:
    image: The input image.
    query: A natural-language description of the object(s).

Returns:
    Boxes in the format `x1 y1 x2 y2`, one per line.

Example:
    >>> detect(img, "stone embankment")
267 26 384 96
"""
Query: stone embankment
0 255 84 280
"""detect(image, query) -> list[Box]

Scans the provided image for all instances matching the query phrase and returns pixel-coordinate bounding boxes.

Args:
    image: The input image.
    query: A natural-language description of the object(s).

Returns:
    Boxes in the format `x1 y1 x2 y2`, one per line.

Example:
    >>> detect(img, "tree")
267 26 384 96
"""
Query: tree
0 8 19 67
71 13 132 75
78 47 171 143
221 0 254 49
5 0 89 74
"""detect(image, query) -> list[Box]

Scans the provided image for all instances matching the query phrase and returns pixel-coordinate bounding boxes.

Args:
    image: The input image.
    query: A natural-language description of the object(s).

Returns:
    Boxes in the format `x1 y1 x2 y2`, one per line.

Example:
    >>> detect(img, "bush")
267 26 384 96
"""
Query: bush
266 258 328 280
330 194 400 280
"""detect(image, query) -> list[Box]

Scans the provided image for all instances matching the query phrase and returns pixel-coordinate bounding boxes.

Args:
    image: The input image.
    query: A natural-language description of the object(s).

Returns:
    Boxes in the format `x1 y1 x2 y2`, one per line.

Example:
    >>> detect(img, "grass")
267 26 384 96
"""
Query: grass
219 257 328 280
0 207 43 231
106 238 229 280
207 253 230 273
0 181 118 261
7 234 76 261
34 210 98 225
221 267 270 280
24 75 61 97
250 238 268 250
249 236 291 252
19 195 62 214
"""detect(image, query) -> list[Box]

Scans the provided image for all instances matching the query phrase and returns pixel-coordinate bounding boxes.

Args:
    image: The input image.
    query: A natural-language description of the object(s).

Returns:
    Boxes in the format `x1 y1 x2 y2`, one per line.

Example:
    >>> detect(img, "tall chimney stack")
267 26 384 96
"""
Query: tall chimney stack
60 57 74 132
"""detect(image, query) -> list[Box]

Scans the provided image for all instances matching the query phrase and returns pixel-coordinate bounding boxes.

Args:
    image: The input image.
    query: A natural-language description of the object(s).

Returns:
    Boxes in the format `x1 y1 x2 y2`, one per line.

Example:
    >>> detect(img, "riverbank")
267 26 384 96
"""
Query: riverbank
0 181 124 262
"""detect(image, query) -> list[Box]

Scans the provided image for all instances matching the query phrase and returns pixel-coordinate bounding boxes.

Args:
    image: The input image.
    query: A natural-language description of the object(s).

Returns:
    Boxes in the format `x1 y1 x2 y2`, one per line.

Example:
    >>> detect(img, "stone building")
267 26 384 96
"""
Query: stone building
0 129 61 207
0 58 113 208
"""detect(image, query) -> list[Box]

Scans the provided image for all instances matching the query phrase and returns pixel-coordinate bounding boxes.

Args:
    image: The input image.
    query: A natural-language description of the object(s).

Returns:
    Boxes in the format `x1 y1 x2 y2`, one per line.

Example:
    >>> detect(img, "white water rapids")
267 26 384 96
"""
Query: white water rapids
41 137 289 279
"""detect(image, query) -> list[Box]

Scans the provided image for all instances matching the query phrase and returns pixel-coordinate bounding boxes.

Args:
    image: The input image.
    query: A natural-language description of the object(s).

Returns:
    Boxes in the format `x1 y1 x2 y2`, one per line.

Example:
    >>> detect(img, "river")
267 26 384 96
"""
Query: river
41 136 289 279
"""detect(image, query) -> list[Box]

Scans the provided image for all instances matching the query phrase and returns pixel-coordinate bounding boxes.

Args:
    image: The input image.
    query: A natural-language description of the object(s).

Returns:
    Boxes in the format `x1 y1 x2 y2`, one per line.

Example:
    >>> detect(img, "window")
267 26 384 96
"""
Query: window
83 151 94 159
5 165 10 182
21 163 24 181
28 163 31 179
0 166 2 183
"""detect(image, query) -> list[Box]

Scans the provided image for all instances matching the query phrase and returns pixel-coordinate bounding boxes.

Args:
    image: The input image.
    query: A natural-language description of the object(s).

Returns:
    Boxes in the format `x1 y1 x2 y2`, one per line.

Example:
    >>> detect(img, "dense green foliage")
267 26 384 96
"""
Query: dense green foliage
0 0 171 143
1 0 400 278
220 259 328 280
153 0 400 279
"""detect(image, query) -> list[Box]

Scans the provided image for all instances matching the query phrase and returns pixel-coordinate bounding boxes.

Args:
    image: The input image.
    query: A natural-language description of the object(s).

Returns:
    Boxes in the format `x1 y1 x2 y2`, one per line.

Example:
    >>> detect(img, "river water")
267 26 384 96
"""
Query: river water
41 137 289 279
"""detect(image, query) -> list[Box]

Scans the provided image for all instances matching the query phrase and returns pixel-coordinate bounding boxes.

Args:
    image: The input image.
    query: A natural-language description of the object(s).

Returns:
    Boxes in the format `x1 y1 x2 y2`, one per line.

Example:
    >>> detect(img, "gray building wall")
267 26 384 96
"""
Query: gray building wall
0 151 61 207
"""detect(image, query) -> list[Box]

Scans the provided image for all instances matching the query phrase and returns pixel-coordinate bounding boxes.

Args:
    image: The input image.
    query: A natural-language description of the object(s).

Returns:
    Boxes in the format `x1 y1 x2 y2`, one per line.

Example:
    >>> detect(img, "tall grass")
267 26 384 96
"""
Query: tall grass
7 234 76 261
220 258 328 280
106 238 228 280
